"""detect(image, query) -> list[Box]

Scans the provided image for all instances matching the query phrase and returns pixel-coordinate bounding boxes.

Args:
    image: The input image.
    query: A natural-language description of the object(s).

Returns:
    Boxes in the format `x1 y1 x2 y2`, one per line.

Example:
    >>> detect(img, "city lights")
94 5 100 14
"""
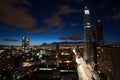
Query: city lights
0 0 119 80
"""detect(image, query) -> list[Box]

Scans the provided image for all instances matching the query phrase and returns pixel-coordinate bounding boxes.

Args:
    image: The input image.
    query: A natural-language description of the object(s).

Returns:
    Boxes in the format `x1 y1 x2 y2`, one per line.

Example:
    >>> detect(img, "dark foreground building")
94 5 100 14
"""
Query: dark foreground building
97 47 120 80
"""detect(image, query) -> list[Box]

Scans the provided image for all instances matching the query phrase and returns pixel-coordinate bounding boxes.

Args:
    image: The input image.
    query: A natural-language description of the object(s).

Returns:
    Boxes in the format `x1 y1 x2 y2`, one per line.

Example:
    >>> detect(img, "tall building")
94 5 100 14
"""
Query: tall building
22 36 29 53
94 20 104 46
83 6 92 61
92 20 104 70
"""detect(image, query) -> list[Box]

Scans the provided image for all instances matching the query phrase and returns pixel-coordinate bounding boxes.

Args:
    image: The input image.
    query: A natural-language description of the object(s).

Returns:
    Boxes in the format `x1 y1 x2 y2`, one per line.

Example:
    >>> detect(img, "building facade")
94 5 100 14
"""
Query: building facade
94 20 104 47
83 6 92 61
22 36 30 53
97 47 120 80
92 20 104 70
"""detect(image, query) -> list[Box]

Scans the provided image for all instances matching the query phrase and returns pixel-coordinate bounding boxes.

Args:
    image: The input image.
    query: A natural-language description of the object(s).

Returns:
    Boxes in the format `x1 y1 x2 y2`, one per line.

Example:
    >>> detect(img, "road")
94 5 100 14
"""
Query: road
73 49 92 80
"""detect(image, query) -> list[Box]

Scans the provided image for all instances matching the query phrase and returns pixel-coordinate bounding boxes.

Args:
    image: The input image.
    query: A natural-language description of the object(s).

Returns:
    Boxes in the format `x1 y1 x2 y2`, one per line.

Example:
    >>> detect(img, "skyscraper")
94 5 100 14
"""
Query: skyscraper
22 36 29 53
83 6 92 61
94 20 104 47
92 20 104 70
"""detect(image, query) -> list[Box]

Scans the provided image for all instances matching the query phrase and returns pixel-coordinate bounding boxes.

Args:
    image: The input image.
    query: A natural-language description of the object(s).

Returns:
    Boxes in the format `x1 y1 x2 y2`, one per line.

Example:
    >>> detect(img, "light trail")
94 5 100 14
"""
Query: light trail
77 64 89 80
73 49 92 80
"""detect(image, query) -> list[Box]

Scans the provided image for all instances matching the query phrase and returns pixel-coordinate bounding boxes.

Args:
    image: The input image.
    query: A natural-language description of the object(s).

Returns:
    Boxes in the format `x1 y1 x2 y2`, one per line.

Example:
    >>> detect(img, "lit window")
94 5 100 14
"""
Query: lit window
84 10 90 15
98 20 101 22
86 22 90 25
85 26 91 28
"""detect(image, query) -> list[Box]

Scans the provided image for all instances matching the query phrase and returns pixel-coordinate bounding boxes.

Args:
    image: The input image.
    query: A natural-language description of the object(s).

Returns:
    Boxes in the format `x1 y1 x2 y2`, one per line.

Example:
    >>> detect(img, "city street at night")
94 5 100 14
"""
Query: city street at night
0 0 120 80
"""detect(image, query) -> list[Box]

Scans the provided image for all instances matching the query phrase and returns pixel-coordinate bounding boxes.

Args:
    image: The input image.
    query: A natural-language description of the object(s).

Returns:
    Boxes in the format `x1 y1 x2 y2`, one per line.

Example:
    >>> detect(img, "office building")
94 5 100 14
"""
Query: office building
92 20 104 70
94 20 104 46
83 6 92 61
22 36 30 53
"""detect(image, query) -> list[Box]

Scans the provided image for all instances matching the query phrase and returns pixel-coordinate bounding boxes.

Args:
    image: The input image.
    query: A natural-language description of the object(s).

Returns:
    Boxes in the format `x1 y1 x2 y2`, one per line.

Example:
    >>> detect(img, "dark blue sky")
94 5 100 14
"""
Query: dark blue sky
0 0 120 45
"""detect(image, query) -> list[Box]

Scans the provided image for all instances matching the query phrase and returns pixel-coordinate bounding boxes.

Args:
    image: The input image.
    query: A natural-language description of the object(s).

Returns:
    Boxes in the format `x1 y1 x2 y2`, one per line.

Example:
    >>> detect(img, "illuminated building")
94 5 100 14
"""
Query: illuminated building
83 6 92 61
22 36 30 53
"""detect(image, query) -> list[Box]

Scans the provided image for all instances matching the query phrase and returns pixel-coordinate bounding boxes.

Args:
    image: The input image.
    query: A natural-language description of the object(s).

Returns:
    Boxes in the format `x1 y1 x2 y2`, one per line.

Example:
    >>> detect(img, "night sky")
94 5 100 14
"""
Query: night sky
0 0 120 45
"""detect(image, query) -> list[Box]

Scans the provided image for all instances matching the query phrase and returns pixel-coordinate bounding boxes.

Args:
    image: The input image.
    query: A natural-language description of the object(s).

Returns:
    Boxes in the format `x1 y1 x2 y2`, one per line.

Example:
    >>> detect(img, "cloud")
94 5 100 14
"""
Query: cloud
106 8 120 21
44 5 81 31
27 27 49 33
0 26 16 31
58 5 73 14
59 36 68 41
67 33 84 40
0 0 36 29
22 0 32 7
45 14 62 27
112 11 120 20
3 39 18 42
59 33 84 41
58 5 82 15
12 0 32 7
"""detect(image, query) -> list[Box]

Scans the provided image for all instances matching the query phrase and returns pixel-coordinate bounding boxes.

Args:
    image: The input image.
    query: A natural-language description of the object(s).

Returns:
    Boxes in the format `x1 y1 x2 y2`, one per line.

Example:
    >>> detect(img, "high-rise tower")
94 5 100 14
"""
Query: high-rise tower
83 6 92 61
92 20 104 70
22 36 29 53
94 20 104 46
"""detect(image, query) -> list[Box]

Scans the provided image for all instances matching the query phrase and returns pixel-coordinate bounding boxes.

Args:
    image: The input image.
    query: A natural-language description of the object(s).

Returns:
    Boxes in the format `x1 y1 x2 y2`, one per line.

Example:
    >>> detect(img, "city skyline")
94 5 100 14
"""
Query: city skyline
0 0 120 45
